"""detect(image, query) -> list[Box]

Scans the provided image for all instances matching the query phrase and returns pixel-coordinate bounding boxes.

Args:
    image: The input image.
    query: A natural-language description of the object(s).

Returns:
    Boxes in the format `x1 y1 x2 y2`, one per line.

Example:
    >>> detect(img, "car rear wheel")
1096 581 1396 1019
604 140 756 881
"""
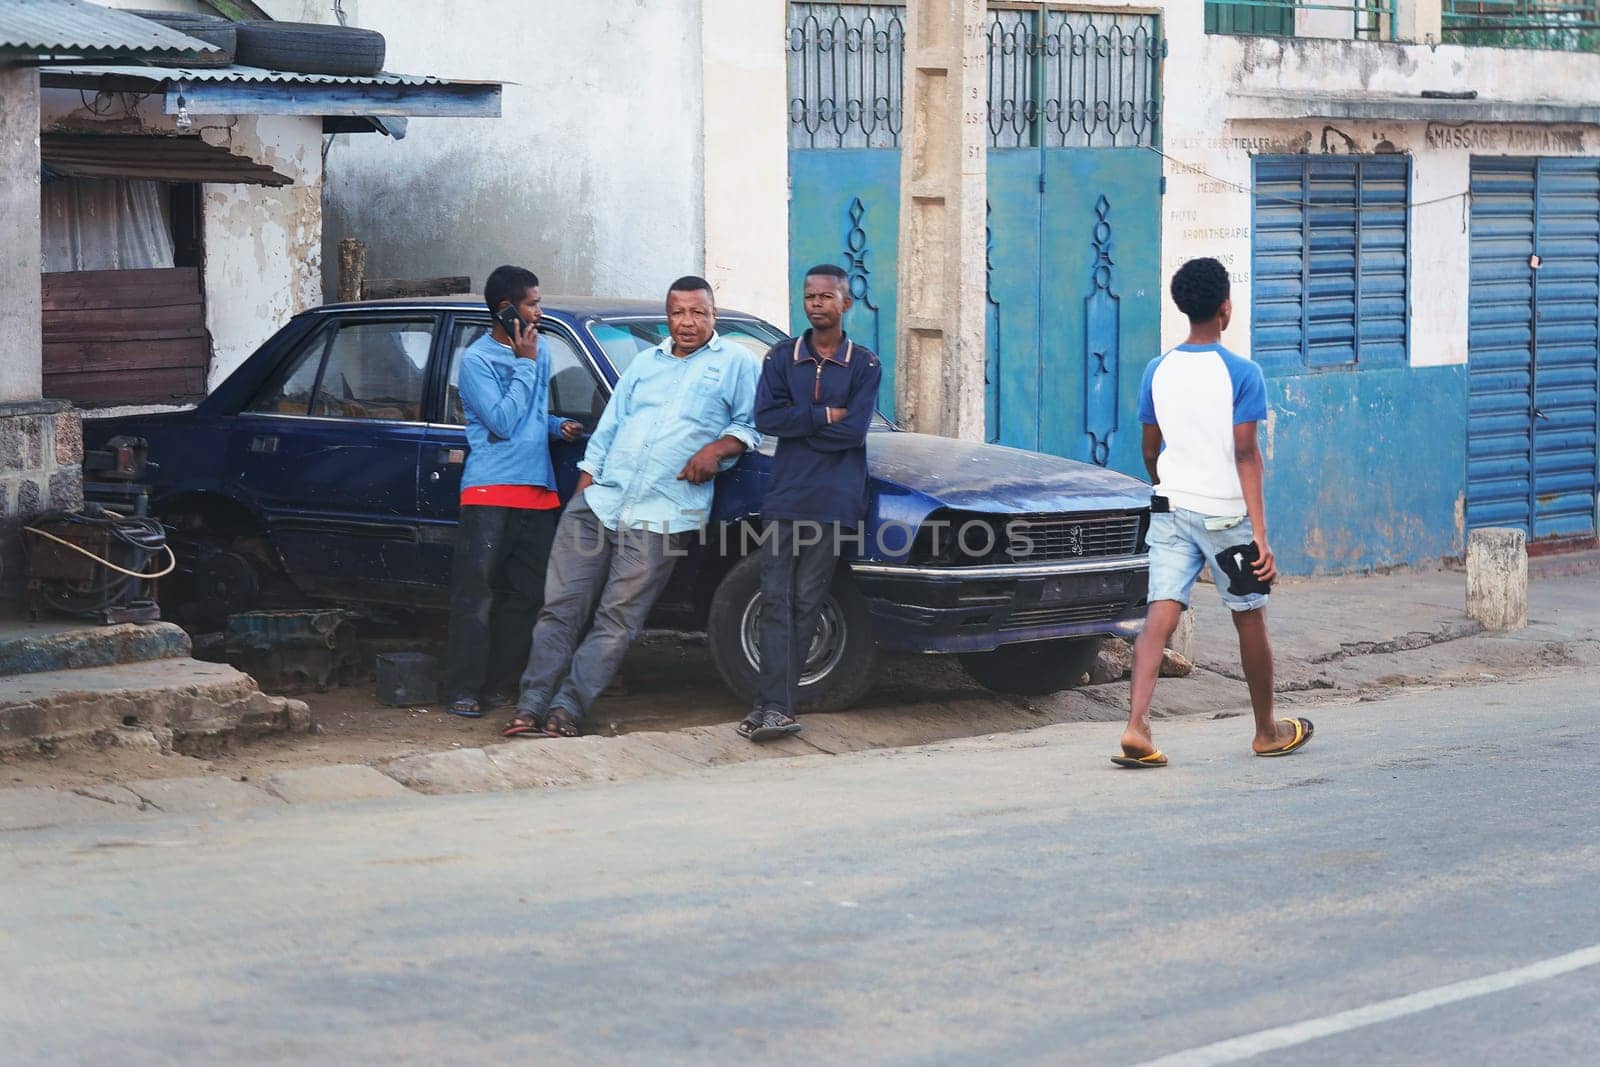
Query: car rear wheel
959 637 1103 695
707 553 879 712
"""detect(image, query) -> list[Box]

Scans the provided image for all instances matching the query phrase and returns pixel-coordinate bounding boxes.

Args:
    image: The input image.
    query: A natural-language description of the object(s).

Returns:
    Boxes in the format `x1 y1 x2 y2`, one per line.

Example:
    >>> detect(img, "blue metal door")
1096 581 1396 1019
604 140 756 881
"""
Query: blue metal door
1467 157 1600 540
787 4 1162 472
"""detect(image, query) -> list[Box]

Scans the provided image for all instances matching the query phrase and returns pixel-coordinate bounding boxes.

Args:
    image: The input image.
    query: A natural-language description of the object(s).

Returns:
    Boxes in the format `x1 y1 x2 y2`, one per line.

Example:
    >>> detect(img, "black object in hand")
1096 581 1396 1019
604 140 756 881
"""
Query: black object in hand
1214 542 1272 597
495 304 526 337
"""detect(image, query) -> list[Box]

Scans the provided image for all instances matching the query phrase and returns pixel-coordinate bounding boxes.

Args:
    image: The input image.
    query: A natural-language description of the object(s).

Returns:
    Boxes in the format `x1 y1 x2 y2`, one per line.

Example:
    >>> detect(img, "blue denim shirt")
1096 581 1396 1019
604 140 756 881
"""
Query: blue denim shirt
579 332 760 533
458 333 566 492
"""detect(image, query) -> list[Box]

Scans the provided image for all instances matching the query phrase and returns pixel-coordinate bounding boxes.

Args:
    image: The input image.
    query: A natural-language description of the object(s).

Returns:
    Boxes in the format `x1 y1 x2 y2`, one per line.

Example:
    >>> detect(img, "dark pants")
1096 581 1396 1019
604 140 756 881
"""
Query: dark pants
444 504 560 702
518 493 687 723
757 519 841 716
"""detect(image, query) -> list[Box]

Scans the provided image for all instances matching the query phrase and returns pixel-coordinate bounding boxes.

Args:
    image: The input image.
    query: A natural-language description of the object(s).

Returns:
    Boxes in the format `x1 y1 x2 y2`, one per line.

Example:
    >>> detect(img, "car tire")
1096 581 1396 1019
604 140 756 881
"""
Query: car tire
233 21 386 77
959 637 1103 695
127 10 237 66
707 552 879 713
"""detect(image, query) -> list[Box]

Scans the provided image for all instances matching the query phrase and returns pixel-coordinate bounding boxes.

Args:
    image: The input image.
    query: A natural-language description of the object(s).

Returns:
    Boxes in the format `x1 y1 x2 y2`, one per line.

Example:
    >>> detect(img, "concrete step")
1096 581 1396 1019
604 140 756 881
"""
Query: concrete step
0 620 190 678
1529 548 1600 580
0 657 311 757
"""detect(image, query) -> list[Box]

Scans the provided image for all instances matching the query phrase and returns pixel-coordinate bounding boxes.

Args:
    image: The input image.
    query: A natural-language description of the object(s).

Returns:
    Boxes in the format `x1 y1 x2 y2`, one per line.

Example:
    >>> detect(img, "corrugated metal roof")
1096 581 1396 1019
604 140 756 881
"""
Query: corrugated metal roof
42 132 292 186
49 62 459 87
0 0 223 59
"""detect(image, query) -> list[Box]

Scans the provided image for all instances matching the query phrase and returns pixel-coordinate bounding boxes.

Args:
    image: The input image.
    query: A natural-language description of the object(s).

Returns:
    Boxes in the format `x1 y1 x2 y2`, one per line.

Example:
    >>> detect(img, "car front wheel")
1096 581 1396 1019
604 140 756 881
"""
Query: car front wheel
959 637 1103 695
707 553 879 712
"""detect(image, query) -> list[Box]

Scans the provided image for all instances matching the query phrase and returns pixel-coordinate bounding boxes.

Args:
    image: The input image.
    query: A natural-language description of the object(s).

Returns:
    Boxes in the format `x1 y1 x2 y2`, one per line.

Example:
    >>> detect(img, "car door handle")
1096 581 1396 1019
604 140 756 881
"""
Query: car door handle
250 435 279 454
435 448 465 465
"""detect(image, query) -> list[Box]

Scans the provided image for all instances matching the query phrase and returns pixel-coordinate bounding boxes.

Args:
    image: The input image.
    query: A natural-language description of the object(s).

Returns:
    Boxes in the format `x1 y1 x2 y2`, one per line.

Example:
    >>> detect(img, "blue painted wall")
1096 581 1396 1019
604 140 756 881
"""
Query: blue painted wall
788 149 901 418
1263 365 1468 575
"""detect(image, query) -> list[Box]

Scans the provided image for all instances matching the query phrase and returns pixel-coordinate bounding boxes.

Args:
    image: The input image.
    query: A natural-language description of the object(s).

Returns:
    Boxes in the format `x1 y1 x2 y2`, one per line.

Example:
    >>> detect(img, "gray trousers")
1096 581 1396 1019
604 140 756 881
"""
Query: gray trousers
757 520 841 716
517 493 686 722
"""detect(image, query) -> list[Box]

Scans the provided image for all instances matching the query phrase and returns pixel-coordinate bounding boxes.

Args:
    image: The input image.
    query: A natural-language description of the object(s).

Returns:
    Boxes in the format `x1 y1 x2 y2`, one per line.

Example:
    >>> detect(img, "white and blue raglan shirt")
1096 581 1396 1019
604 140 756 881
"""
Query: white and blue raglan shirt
1137 343 1269 517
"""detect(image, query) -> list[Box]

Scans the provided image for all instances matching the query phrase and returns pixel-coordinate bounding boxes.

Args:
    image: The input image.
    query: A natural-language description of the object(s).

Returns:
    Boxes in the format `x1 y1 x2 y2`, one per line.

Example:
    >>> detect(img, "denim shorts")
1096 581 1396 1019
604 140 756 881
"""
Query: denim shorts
1147 508 1268 613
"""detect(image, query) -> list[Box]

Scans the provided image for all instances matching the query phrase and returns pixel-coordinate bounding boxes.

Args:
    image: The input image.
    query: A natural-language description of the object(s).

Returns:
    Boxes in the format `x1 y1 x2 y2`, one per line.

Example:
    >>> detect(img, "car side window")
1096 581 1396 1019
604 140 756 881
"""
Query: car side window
248 318 432 420
309 320 432 421
248 326 331 415
446 322 607 430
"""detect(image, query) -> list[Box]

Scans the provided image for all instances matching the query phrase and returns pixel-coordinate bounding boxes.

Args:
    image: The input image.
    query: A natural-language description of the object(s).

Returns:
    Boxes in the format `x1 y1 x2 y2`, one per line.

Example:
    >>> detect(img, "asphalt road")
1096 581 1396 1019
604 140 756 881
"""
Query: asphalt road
2 669 1598 1066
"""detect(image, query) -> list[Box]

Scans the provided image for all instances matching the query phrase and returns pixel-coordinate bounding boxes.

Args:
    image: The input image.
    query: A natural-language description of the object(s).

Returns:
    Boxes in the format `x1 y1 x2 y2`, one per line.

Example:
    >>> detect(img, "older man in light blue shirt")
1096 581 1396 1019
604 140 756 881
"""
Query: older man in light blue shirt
505 276 760 739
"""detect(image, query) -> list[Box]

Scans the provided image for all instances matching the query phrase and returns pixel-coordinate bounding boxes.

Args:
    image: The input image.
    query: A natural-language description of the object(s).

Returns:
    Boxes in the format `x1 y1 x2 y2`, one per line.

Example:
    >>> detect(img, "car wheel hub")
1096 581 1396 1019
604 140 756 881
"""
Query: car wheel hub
738 592 848 687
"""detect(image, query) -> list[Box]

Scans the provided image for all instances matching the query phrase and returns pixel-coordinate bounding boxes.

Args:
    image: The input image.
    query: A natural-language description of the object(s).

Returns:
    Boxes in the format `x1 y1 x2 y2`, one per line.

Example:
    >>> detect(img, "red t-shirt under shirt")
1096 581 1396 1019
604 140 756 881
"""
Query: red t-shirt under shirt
460 485 561 510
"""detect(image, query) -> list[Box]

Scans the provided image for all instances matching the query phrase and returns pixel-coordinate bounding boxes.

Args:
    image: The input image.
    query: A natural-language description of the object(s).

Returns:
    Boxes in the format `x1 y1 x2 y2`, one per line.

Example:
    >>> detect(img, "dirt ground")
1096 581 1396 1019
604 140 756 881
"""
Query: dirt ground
0 634 1017 791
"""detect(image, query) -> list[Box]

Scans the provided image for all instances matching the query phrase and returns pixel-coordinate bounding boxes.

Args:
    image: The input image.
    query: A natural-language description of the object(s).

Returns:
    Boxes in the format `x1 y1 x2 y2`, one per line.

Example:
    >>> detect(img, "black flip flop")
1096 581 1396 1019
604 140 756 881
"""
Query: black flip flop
739 710 801 743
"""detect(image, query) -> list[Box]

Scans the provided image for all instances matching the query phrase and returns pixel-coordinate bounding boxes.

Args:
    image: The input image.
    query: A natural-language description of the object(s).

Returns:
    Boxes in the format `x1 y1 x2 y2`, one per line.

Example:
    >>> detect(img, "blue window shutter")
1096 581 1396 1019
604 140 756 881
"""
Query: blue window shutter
1251 155 1411 374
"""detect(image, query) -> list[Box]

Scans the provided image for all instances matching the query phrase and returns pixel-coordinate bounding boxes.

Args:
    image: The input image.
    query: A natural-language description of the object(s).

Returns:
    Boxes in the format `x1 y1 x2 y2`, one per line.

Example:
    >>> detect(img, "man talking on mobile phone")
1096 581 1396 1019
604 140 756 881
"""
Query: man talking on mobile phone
444 265 582 719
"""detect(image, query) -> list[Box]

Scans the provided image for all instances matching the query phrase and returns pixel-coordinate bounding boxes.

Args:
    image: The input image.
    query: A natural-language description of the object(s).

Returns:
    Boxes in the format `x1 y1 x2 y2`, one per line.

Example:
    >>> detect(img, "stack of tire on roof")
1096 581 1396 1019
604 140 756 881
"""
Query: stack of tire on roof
130 11 386 76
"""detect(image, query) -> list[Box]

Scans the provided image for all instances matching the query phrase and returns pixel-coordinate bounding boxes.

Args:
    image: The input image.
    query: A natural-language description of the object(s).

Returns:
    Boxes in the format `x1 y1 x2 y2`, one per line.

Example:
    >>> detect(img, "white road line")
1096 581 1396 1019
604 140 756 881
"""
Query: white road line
1135 943 1600 1067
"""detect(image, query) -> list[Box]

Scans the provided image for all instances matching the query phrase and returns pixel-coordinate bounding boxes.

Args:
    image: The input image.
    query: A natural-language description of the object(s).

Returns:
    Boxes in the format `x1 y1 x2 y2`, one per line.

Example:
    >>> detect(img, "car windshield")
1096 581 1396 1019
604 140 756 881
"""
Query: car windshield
585 315 892 430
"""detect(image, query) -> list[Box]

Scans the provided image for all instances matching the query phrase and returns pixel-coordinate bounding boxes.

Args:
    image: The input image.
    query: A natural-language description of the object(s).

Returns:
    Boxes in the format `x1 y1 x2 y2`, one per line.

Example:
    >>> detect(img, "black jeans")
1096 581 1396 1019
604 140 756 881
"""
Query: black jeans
756 520 841 716
444 504 560 702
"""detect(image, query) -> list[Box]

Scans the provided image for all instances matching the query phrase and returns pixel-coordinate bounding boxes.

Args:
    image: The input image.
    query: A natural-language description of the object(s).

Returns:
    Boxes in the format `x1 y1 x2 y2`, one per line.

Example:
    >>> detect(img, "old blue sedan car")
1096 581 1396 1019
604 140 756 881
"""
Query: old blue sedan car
85 297 1152 709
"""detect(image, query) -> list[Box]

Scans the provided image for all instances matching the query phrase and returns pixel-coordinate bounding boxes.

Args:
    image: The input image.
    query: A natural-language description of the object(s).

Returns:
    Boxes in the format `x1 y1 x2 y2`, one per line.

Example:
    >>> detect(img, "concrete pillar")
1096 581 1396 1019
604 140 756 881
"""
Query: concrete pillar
1395 0 1444 44
1466 527 1528 632
894 0 987 441
0 64 42 405
1169 608 1196 661
700 0 790 327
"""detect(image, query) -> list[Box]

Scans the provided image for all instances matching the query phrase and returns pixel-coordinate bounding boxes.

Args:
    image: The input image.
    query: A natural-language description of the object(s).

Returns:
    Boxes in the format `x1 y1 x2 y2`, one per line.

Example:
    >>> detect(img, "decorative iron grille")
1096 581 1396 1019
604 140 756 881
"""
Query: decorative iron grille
789 3 1162 151
1040 9 1162 148
787 3 906 149
1444 1 1600 50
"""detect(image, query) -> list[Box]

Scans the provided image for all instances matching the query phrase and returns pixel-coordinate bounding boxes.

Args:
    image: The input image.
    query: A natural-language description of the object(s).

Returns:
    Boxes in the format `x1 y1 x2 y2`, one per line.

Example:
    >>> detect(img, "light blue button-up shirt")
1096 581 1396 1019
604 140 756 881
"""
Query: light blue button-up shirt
578 331 761 533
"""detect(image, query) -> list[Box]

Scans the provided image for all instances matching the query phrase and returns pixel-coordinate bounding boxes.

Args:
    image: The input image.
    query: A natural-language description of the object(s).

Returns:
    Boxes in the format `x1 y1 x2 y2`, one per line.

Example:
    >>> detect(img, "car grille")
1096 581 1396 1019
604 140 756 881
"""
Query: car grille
1001 602 1126 631
907 509 1146 567
1004 513 1142 563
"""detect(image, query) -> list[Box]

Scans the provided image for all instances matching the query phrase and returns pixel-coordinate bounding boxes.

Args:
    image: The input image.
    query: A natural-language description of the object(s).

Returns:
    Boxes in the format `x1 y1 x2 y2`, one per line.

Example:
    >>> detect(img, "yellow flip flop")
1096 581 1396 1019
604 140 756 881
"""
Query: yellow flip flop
1257 717 1315 757
1111 749 1168 769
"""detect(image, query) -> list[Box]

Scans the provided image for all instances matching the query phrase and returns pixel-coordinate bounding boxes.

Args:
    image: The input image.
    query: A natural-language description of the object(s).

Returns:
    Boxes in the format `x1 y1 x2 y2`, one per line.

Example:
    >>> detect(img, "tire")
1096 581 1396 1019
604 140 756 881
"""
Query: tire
707 553 879 713
127 10 237 67
959 637 1104 695
233 21 386 77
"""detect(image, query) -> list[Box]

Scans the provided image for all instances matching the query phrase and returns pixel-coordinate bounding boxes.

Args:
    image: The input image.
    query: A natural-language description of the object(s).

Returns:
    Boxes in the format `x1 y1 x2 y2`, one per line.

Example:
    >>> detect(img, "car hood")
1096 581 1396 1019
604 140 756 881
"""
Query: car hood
865 431 1150 514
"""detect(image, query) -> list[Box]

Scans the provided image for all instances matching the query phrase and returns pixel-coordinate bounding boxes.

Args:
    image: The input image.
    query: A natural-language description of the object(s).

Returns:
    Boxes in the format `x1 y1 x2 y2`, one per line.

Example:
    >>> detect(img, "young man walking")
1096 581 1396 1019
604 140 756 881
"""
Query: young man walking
1114 257 1313 768
502 276 760 739
444 265 581 718
740 264 882 742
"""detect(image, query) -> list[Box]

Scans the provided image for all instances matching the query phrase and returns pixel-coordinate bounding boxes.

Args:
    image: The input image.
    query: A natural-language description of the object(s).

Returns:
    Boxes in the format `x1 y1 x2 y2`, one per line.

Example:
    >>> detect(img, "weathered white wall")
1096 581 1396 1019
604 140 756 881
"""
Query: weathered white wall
0 65 42 403
200 115 324 386
701 0 790 325
38 84 324 388
270 0 708 307
1152 10 1600 368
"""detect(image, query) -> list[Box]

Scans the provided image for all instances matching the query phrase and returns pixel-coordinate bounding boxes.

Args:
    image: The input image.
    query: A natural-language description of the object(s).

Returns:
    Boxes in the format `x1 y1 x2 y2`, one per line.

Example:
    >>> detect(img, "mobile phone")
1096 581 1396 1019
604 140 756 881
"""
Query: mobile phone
495 304 526 337
1150 494 1170 513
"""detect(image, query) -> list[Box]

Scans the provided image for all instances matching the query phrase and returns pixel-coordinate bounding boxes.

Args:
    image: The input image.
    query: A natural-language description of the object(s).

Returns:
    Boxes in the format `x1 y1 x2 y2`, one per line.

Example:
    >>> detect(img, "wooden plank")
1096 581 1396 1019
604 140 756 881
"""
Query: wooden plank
44 338 209 374
44 304 207 342
42 269 203 312
45 365 207 408
362 276 471 300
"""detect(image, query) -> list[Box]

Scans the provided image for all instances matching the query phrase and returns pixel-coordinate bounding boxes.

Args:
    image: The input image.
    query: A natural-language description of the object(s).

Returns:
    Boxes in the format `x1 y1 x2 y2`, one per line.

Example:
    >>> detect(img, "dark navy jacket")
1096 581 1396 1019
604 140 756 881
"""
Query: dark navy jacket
755 330 882 525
